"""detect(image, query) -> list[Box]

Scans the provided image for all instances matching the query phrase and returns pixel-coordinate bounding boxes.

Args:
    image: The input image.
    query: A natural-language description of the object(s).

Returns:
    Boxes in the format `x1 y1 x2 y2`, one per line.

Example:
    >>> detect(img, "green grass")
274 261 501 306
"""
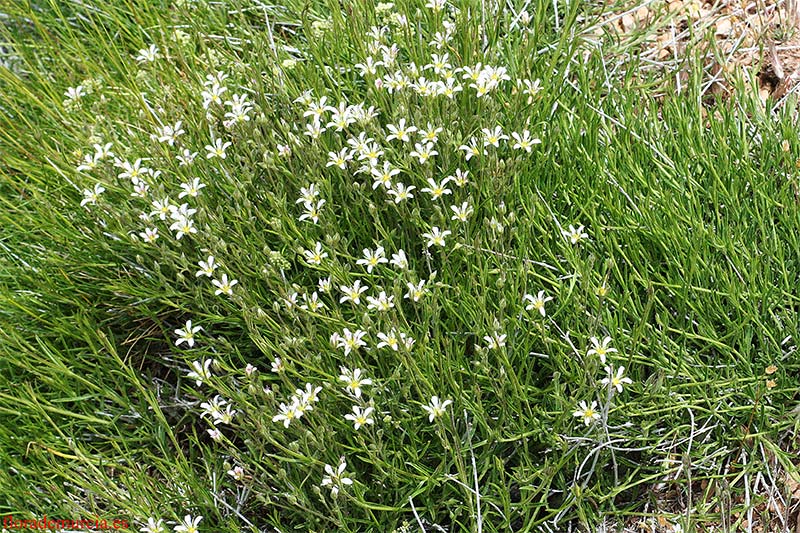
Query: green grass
1 0 800 531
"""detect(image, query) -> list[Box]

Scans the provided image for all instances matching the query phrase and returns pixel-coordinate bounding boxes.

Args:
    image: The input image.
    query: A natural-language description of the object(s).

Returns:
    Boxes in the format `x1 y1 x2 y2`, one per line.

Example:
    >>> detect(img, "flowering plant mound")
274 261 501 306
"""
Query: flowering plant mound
2 0 799 532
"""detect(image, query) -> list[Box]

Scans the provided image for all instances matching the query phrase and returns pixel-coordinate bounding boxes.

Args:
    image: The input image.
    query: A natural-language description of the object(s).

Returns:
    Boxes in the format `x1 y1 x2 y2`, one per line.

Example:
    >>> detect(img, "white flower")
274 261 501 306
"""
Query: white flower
212 273 238 296
304 242 328 265
179 178 206 199
175 320 202 347
64 85 85 101
523 291 553 317
156 121 184 146
422 227 451 248
300 291 326 312
511 130 541 152
562 224 588 244
459 137 486 161
169 217 197 240
321 459 353 497
387 182 416 203
404 279 429 302
150 197 175 220
340 279 369 305
339 367 372 398
422 396 452 422
272 401 301 427
601 365 633 393
337 328 368 355
205 138 232 159
296 183 320 204
484 331 507 349
201 82 227 109
355 56 383 77
207 427 222 441
418 123 443 144
386 119 417 142
482 126 509 148
450 202 473 222
356 246 388 273
573 400 600 426
227 466 245 482
177 149 198 166
80 183 105 207
377 329 400 350
390 249 409 269
344 405 375 430
135 44 160 63
326 148 353 170
371 161 401 189
196 255 217 277
366 291 395 312
299 199 325 224
139 518 165 533
174 515 202 533
421 177 452 199
450 168 470 187
409 142 438 164
187 359 214 387
587 336 617 364
318 276 332 293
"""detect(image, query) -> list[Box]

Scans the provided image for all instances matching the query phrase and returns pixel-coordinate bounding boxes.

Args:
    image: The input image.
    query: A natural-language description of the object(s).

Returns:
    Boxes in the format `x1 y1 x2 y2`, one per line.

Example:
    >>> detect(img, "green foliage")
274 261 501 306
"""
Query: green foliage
1 0 800 531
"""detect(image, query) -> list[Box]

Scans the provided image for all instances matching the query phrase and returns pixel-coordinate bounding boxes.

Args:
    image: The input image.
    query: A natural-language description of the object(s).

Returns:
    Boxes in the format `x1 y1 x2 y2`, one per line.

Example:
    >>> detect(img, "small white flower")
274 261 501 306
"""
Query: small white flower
169 216 197 240
421 177 452 200
511 130 542 152
390 249 409 270
178 178 205 199
422 396 452 422
404 279 429 302
272 401 301 428
377 329 401 350
387 182 416 203
212 273 238 296
344 405 375 430
484 331 507 349
303 241 328 265
366 290 395 312
187 359 215 387
409 142 438 164
386 119 417 142
587 336 617 364
339 367 372 398
139 518 166 533
80 183 106 207
562 224 588 244
227 465 245 482
205 138 232 159
336 328 368 355
523 291 553 317
356 246 388 273
422 226 451 248
270 357 284 373
450 202 473 222
601 365 633 393
326 147 353 170
340 279 369 305
135 44 160 63
321 458 353 497
196 255 217 277
175 320 202 347
573 400 600 426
